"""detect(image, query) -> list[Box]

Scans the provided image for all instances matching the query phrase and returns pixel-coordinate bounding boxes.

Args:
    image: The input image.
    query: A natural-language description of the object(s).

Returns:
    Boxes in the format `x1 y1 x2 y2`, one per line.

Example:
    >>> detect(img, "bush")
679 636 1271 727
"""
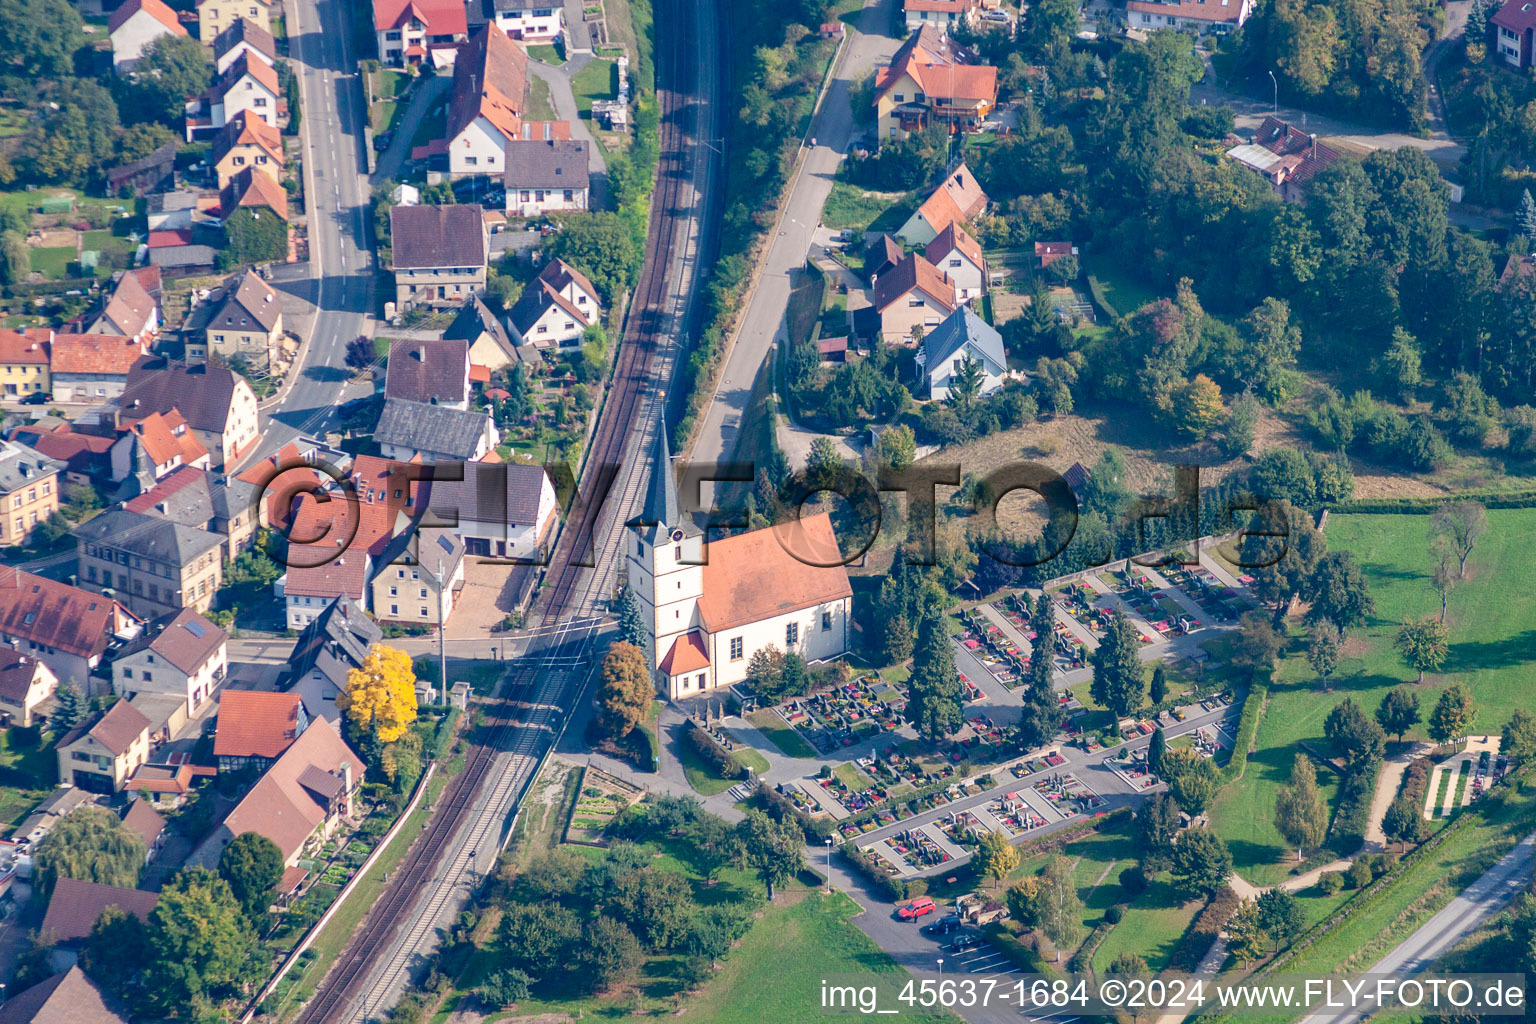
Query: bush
1118 864 1148 896
1223 677 1268 782
1169 887 1240 971
686 721 744 781
1346 858 1374 889
1318 871 1345 895
752 782 835 843
1105 904 1125 924
1326 757 1382 856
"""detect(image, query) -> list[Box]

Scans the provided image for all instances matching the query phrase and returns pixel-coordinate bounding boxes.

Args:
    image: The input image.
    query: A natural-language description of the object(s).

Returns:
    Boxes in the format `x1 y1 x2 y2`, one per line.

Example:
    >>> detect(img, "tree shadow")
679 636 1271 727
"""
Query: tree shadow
1445 629 1536 673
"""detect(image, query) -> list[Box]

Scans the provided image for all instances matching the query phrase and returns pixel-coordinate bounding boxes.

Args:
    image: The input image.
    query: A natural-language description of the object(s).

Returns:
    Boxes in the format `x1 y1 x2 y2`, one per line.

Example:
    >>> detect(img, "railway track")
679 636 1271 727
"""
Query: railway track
285 0 711 1019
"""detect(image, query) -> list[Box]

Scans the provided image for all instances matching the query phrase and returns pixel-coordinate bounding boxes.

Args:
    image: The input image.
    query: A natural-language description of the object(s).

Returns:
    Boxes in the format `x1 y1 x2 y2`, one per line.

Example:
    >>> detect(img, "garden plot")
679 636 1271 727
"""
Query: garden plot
564 766 645 844
770 675 907 754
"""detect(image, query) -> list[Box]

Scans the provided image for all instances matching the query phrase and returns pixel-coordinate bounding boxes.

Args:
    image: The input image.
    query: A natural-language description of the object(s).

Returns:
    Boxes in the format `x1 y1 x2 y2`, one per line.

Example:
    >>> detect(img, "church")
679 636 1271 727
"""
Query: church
627 423 853 700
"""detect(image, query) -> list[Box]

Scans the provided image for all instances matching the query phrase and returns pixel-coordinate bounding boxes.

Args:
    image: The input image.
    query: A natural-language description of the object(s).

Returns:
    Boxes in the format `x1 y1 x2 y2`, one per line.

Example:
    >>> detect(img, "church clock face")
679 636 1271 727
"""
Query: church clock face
671 529 685 542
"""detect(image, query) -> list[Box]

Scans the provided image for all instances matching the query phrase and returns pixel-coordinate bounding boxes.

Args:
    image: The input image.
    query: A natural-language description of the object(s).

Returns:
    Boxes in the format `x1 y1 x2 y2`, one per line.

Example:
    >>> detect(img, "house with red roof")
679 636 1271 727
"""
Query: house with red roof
374 0 468 66
875 25 997 142
1127 0 1252 34
626 423 852 700
109 0 188 68
925 221 986 302
444 23 574 175
1225 116 1340 203
55 701 153 792
0 568 139 689
1496 0 1536 65
48 334 151 404
871 252 957 344
213 688 309 771
897 162 989 246
186 52 282 139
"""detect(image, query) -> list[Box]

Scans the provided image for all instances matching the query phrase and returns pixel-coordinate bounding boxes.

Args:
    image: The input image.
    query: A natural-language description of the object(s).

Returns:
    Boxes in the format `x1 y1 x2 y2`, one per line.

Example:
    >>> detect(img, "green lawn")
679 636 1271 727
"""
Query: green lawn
1085 255 1161 317
528 43 565 65
1091 876 1201 973
570 59 617 116
29 246 75 279
821 181 913 234
526 76 558 121
833 762 871 792
746 710 818 759
680 741 738 796
371 99 400 134
734 748 771 775
675 892 960 1024
1211 508 1536 883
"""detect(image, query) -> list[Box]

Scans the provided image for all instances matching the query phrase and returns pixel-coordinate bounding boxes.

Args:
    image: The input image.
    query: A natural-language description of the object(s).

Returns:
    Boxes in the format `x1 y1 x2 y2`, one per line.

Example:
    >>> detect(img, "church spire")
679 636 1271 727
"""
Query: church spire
639 416 680 529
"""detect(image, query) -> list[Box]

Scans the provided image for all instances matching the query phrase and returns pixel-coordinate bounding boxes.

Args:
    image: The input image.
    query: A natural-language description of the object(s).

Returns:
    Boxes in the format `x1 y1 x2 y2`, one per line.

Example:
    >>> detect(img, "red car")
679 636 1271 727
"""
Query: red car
897 896 937 921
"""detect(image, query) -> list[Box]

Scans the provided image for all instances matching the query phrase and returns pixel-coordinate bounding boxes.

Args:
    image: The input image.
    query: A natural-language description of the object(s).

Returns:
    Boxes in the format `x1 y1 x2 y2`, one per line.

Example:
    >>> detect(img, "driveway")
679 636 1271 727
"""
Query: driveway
373 73 451 184
526 56 610 208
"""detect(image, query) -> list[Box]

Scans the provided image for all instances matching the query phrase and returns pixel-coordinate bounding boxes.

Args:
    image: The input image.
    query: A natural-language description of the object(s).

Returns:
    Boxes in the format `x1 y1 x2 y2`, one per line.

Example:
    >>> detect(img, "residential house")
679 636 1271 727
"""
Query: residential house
38 878 158 947
105 141 179 198
1127 0 1252 34
897 163 989 245
0 568 139 688
917 305 1006 400
219 164 290 226
213 17 276 73
1225 116 1340 203
282 551 373 628
871 252 957 344
7 422 114 485
627 424 852 699
503 139 590 217
0 329 51 399
120 465 261 558
1496 0 1536 65
446 294 529 371
187 52 281 139
864 234 904 281
235 439 338 530
48 333 150 403
109 0 188 68
389 204 489 311
284 595 381 722
487 0 563 39
110 409 212 483
120 798 168 862
924 221 985 302
147 228 219 272
213 688 308 770
374 0 468 65
506 257 601 348
903 0 980 33
212 110 285 188
195 714 363 868
1035 240 1078 270
425 460 557 561
372 527 465 627
375 397 497 462
111 608 228 716
123 762 201 807
445 24 531 175
384 338 471 409
875 26 997 141
89 271 159 345
55 700 153 792
73 508 226 618
0 440 64 546
0 651 57 728
118 360 260 467
0 966 130 1024
198 0 273 40
146 190 209 232
185 268 285 368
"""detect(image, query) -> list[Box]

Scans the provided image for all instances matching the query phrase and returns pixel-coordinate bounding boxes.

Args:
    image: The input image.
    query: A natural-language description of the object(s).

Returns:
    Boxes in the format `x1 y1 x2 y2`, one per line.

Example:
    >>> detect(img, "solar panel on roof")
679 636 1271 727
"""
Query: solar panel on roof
437 535 454 553
184 620 206 638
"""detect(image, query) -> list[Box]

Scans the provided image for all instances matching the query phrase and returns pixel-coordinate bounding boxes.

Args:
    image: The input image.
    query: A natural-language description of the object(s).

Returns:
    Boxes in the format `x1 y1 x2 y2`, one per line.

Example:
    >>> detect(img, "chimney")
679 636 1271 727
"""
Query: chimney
415 347 425 361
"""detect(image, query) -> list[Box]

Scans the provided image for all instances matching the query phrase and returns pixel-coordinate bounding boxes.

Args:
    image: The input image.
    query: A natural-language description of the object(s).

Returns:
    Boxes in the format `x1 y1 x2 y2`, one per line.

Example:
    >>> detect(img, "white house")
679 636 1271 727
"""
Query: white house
111 609 228 718
503 139 590 218
507 258 600 348
918 306 1007 401
373 0 468 66
446 23 529 175
425 461 558 561
0 651 58 729
902 0 980 33
374 398 497 462
109 0 189 68
628 421 852 700
1126 0 1252 34
487 0 563 39
187 53 280 139
924 222 986 303
213 18 276 74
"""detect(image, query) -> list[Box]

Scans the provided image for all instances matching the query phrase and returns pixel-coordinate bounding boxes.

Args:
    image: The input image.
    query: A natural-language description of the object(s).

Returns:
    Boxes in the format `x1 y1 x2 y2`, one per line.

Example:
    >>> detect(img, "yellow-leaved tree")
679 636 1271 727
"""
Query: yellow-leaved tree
339 644 418 744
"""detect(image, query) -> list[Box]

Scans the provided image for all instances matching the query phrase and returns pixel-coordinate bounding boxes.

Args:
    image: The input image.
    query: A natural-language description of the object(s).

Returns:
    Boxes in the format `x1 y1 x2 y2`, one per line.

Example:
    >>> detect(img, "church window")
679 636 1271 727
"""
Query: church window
786 623 799 645
730 637 743 660
822 611 833 631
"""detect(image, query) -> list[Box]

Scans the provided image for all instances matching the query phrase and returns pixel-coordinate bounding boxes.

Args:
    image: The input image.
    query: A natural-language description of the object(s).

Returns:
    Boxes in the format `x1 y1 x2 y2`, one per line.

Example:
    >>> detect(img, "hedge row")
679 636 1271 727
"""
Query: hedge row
1221 679 1268 783
1324 756 1382 857
1068 915 1119 973
753 781 835 844
686 720 744 781
1168 887 1240 973
1332 491 1536 514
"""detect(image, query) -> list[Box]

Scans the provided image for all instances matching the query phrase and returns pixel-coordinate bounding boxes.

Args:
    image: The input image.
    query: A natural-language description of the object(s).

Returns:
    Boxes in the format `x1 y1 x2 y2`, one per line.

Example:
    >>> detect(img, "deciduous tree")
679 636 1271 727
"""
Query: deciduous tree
1163 748 1221 816
1430 501 1488 578
1324 697 1385 766
1428 682 1476 748
1307 621 1340 689
1274 754 1327 861
141 867 260 1015
218 831 283 925
339 644 418 745
597 642 653 738
1395 617 1449 684
33 806 145 901
1376 685 1422 743
1034 855 1083 961
1304 551 1375 635
736 809 804 900
1502 708 1536 770
1256 889 1304 952
1381 796 1429 852
974 829 1020 889
1170 828 1232 899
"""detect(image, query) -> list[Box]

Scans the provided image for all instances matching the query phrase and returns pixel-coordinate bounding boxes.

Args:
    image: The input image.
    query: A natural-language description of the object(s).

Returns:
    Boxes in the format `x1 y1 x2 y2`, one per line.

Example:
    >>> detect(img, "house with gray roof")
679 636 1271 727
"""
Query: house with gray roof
917 306 1008 401
425 461 557 560
374 397 497 463
503 139 590 218
283 596 381 722
389 204 488 313
73 508 226 619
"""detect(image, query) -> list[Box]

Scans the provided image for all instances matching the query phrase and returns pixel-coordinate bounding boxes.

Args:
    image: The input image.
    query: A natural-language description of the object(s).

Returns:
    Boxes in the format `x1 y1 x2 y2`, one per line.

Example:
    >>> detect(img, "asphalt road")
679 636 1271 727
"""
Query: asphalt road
686 0 901 490
243 0 375 468
1298 828 1536 1024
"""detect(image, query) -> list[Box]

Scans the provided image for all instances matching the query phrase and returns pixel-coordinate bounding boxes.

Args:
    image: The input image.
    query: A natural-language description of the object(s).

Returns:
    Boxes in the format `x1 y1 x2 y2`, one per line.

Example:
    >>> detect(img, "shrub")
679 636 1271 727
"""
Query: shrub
1169 887 1240 971
1346 859 1373 889
1105 904 1125 924
1317 871 1344 895
1119 864 1148 896
685 721 744 781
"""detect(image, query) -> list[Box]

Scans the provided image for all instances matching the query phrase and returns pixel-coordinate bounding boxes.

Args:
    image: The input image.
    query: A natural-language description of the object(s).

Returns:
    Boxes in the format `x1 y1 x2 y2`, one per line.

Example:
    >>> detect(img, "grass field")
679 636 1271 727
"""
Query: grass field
1092 876 1200 973
821 181 914 234
526 76 558 121
28 246 75 279
675 891 960 1024
571 59 618 116
735 748 770 775
0 728 53 826
528 43 565 64
746 709 819 759
680 741 738 796
1211 508 1536 884
1084 254 1161 318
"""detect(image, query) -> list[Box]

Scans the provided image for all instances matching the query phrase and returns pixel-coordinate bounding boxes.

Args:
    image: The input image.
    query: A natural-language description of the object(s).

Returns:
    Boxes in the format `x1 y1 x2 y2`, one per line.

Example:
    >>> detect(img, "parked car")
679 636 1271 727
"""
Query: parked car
897 896 937 921
19 392 50 405
946 931 985 954
982 9 1011 20
921 914 963 937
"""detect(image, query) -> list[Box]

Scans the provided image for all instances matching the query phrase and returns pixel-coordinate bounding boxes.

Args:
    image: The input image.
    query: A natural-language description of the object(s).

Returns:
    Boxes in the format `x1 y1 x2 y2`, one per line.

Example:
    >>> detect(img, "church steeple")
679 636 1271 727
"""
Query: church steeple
637 416 681 530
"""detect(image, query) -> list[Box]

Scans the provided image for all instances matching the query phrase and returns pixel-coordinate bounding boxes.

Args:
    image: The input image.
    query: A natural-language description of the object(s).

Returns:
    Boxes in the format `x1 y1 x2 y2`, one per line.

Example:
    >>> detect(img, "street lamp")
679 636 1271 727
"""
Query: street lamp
824 837 833 894
1267 70 1278 115
936 958 944 977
